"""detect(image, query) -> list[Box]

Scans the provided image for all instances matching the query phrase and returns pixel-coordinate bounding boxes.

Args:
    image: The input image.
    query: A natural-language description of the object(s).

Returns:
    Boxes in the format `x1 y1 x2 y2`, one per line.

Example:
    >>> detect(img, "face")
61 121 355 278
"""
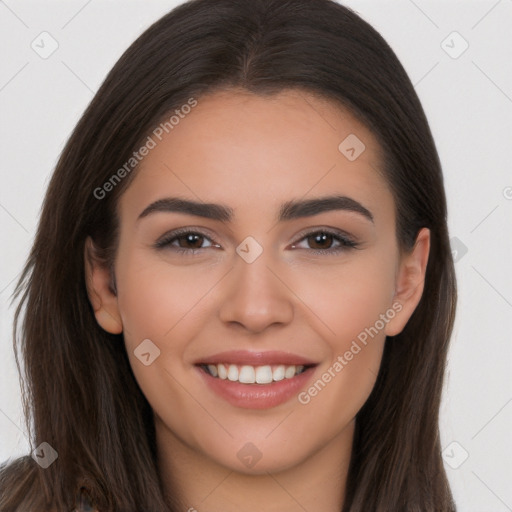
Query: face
85 88 429 476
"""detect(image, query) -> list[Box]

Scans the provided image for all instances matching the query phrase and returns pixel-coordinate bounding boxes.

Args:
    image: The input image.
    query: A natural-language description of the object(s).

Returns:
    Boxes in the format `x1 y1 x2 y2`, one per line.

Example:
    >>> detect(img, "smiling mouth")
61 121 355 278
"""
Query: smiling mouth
197 363 316 384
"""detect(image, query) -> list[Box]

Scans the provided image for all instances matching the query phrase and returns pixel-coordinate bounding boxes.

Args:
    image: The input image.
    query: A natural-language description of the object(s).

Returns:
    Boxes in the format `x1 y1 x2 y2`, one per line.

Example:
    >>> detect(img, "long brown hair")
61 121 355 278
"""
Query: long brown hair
0 0 457 510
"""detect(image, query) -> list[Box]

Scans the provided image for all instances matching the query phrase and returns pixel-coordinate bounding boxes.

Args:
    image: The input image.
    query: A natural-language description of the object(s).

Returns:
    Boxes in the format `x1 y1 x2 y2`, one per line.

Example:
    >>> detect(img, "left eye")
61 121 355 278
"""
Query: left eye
292 231 358 252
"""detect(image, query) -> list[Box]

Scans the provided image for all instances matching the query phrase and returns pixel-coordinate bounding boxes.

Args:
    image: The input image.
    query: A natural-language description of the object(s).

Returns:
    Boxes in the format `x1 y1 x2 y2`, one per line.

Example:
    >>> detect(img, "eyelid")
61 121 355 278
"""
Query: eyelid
292 226 357 243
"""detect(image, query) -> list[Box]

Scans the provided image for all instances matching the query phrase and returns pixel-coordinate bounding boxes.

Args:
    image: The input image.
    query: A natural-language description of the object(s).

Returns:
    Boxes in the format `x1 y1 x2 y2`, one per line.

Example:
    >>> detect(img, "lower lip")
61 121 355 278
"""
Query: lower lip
195 365 317 409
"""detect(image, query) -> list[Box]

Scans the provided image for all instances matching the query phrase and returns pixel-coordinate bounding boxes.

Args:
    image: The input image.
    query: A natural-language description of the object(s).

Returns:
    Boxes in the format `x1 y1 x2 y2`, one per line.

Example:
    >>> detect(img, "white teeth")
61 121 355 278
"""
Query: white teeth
204 363 308 384
255 365 273 384
272 365 285 381
227 364 239 381
239 365 256 384
284 365 296 379
217 363 227 379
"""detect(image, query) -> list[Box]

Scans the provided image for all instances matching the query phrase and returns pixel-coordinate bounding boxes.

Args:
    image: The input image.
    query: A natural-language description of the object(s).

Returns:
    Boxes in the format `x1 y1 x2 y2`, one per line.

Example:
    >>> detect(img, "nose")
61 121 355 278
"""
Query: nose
218 251 294 334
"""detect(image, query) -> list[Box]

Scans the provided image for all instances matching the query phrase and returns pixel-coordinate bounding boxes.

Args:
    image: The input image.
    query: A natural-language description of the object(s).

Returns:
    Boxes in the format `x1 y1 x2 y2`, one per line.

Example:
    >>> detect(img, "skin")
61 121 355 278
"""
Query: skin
85 88 429 512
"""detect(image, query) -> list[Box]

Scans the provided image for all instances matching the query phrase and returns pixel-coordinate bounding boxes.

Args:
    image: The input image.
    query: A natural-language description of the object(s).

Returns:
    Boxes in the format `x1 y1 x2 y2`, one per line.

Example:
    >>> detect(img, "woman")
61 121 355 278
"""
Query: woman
0 0 457 510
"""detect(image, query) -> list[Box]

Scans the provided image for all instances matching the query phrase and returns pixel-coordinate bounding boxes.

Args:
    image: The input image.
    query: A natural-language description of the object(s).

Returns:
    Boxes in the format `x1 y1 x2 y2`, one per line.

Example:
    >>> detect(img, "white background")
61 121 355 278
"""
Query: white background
1 1 511 510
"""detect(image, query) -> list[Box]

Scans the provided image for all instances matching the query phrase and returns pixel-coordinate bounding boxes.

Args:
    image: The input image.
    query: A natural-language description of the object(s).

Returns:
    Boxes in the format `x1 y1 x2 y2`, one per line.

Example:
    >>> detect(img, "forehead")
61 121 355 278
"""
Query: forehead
118 89 393 225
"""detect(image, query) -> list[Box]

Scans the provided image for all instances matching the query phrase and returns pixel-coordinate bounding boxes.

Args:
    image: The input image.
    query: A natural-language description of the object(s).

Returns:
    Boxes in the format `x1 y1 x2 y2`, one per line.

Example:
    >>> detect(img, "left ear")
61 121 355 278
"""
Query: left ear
385 227 430 337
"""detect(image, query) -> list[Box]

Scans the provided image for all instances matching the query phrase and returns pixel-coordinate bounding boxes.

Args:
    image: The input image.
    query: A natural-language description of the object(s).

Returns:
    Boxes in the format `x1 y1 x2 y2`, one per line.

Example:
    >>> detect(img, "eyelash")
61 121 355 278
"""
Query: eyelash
154 227 360 256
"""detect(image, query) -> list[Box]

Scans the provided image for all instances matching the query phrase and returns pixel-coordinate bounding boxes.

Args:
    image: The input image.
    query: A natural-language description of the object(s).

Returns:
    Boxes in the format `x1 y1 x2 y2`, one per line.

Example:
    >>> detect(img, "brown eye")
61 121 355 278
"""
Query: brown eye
155 230 218 253
176 233 205 249
291 229 359 254
306 232 335 249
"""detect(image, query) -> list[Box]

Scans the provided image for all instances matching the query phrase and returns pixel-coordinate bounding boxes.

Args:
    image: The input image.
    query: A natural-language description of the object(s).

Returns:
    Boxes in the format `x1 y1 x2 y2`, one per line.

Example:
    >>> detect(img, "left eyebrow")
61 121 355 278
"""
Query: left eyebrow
137 194 374 223
279 195 374 223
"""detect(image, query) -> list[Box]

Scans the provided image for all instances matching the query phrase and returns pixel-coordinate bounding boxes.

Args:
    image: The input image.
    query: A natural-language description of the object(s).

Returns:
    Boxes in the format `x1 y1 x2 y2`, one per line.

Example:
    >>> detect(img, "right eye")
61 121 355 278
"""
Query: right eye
154 229 221 255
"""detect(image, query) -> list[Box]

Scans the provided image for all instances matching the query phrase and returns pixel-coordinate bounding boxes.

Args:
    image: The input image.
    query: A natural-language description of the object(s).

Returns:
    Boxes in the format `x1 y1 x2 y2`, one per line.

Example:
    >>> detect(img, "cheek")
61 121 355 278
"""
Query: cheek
113 251 213 422
287 253 394 418
296 337 385 447
115 247 219 347
114 248 226 413
288 249 397 345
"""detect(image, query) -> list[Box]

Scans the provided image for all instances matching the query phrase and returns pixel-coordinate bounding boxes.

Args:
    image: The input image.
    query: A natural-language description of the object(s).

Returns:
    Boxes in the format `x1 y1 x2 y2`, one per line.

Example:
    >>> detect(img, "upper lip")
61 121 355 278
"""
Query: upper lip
194 350 319 367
